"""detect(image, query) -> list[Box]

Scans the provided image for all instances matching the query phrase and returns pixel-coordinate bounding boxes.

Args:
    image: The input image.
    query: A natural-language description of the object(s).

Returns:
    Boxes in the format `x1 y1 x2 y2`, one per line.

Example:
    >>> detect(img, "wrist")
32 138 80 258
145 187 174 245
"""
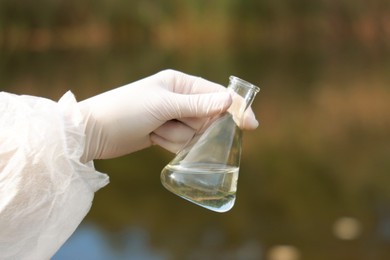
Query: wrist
78 101 99 163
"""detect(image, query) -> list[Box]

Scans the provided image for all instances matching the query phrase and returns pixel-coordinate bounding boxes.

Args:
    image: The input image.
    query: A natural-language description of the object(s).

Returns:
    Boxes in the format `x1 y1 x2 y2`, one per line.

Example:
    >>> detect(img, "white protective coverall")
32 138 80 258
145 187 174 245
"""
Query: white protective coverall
0 92 109 259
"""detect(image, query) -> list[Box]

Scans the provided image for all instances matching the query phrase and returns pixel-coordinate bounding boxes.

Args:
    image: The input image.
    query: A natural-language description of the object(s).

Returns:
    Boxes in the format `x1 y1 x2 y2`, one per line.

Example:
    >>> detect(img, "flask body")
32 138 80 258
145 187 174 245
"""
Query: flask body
161 76 259 212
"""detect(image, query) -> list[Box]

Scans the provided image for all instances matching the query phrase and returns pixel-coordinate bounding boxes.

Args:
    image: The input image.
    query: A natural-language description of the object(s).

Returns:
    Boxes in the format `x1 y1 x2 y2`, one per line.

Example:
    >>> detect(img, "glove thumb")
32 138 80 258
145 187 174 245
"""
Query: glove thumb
172 91 232 118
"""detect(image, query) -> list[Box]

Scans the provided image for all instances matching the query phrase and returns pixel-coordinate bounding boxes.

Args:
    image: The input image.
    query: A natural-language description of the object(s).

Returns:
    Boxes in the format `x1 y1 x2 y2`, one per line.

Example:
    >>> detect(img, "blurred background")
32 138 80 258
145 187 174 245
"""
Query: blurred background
1 0 390 259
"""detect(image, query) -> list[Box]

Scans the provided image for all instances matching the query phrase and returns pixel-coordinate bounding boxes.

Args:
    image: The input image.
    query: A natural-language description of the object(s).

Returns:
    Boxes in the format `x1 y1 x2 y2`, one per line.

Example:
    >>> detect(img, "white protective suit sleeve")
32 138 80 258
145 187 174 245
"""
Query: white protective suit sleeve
0 91 109 260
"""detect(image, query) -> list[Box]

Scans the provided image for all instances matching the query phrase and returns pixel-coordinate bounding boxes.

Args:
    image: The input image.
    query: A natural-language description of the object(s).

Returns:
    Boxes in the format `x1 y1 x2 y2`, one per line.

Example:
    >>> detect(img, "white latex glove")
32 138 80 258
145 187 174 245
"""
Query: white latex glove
79 69 258 162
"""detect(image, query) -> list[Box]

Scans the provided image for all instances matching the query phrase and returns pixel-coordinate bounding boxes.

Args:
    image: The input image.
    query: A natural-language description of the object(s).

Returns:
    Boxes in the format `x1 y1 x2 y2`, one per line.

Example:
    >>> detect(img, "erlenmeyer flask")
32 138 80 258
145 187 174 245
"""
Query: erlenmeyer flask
161 76 260 212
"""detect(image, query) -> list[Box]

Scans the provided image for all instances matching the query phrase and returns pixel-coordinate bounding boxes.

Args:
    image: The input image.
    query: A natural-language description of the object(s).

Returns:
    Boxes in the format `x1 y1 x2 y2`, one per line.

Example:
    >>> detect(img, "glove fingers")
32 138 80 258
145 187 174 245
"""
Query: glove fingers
158 69 227 94
169 92 258 130
153 120 196 144
227 90 259 130
178 117 209 131
150 133 186 153
172 92 232 119
242 108 259 130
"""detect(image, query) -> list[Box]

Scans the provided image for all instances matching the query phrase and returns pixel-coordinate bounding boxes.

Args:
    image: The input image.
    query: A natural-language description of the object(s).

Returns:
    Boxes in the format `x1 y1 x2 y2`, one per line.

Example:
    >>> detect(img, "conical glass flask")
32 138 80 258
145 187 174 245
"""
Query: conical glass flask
161 76 260 212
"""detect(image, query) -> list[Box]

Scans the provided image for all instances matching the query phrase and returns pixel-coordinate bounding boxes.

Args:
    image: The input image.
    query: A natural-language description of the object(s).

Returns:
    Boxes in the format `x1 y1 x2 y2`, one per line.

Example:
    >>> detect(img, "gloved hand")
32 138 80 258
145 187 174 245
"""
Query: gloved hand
79 69 258 162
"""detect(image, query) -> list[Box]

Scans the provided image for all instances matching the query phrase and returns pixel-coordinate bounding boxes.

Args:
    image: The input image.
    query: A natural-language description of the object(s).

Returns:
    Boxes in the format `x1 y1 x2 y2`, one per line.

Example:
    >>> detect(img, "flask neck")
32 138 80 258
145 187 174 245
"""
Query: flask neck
227 76 260 127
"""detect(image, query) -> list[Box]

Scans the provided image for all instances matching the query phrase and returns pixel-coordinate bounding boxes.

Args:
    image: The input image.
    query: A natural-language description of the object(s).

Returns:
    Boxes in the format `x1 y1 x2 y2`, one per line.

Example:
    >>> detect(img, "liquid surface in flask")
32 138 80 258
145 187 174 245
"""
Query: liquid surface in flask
161 162 239 213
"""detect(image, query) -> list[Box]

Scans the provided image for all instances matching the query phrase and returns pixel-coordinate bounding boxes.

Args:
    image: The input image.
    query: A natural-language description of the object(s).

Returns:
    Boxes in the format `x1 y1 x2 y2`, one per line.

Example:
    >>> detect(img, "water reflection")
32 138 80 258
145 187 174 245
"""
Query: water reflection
53 224 166 260
54 222 263 260
333 217 362 240
267 245 300 260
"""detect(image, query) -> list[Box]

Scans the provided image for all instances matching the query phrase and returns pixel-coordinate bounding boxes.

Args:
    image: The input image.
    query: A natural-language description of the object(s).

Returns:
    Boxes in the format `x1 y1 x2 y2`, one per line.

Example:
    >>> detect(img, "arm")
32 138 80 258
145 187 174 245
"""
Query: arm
0 69 258 259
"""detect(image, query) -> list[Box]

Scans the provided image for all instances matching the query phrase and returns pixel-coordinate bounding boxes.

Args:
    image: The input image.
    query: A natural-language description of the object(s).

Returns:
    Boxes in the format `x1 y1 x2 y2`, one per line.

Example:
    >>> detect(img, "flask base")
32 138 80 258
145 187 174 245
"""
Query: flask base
161 163 238 213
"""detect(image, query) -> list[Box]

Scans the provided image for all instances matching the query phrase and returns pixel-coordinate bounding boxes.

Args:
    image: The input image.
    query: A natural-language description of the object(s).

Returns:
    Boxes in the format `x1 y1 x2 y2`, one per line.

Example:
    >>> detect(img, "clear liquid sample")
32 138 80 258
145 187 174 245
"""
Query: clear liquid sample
161 163 239 213
160 76 259 212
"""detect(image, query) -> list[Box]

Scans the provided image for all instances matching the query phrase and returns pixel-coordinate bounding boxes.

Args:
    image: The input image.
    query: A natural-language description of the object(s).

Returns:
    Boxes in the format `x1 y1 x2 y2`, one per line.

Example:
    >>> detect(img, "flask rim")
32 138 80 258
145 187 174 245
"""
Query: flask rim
229 76 260 93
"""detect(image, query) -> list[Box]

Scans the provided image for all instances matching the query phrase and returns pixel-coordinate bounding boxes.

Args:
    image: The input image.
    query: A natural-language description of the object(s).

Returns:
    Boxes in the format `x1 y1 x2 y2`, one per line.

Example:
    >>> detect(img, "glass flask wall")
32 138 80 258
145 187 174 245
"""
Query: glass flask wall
161 76 260 212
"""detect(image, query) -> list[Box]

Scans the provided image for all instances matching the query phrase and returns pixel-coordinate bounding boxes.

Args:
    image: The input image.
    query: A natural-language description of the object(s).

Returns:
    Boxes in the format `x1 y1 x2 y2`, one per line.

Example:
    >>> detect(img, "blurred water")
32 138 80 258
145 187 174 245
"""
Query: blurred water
53 224 167 260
